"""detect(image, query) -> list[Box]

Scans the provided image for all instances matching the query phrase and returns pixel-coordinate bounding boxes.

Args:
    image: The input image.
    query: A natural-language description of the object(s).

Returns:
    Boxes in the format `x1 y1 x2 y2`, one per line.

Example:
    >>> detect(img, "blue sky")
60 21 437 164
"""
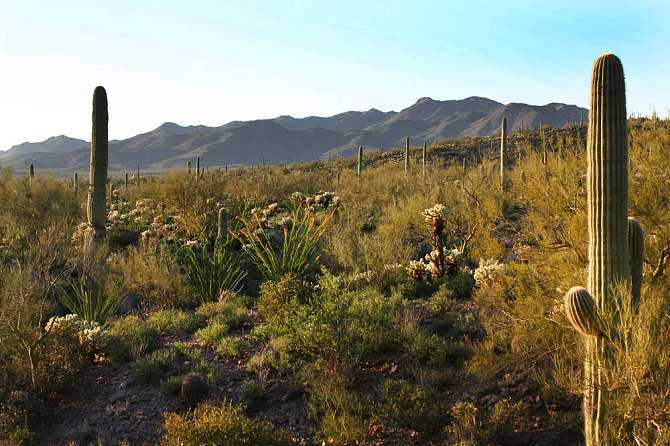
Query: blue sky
1 0 669 149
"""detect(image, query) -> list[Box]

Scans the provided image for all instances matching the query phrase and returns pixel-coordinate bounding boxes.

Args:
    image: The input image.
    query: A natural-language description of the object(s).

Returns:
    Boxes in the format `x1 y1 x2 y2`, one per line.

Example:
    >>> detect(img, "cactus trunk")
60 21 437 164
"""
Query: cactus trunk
499 117 507 192
216 207 228 251
29 164 35 187
628 217 644 308
125 172 129 189
357 146 363 179
87 86 108 243
584 53 629 446
404 137 409 174
422 141 427 177
73 171 79 194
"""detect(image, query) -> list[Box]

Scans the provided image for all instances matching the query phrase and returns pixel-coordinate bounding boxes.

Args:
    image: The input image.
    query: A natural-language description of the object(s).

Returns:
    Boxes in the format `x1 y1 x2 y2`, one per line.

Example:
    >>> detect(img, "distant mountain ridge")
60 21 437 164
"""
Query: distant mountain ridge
0 96 587 172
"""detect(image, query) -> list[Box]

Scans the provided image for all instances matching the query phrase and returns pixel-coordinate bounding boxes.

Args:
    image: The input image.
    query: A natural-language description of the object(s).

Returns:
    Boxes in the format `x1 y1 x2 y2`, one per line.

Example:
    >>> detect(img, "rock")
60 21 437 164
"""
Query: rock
180 373 208 408
117 294 142 316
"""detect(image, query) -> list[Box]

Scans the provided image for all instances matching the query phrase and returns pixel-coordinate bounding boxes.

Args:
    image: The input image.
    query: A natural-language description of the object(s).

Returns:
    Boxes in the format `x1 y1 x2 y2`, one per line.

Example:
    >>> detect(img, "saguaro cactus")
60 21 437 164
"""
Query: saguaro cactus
563 53 629 446
73 171 79 194
564 286 600 337
628 217 644 307
499 117 507 191
404 137 410 174
29 163 35 187
136 165 140 186
422 141 427 177
187 160 192 174
357 146 363 179
125 172 129 189
196 157 201 178
87 86 109 242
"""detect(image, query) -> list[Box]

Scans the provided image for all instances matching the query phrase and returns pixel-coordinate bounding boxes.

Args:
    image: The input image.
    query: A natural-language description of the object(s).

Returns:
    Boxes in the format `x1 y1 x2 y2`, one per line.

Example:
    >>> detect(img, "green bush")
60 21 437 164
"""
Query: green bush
147 309 205 334
379 378 445 435
215 337 244 359
107 315 159 362
161 402 292 446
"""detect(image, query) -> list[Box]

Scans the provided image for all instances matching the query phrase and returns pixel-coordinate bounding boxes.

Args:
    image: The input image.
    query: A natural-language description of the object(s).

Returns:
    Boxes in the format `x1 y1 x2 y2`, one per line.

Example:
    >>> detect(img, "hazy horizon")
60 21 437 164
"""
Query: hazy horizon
1 0 669 150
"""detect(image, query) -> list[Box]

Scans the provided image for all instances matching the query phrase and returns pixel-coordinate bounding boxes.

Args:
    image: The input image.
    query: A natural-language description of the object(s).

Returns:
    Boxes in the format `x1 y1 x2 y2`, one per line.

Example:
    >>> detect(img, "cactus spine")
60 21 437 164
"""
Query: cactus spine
499 117 507 192
628 217 644 307
357 146 363 179
570 53 629 446
87 86 109 242
404 137 409 174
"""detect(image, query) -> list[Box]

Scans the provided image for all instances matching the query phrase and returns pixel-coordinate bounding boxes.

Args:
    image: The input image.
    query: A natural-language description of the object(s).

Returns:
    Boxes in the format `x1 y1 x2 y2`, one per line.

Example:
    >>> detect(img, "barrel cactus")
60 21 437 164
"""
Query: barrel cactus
180 373 208 408
86 86 108 243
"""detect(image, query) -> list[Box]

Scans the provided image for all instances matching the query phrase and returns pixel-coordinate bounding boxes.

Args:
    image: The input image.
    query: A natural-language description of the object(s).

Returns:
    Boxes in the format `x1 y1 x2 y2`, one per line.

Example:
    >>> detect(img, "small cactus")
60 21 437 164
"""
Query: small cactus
564 287 600 337
180 373 208 408
628 217 644 307
499 117 507 192
86 86 108 242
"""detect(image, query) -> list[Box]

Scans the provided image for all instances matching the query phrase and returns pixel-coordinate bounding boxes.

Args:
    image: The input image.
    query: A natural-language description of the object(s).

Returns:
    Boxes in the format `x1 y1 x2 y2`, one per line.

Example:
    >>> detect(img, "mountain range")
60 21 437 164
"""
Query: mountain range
0 96 587 173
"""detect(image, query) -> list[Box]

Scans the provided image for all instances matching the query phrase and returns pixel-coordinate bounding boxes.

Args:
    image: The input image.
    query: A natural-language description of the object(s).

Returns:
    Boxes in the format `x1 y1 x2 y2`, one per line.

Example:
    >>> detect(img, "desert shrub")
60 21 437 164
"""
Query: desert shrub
257 272 312 320
215 337 244 359
379 378 445 435
194 322 231 347
135 344 216 387
107 315 159 362
147 309 205 334
196 299 248 329
238 379 265 415
107 245 189 309
161 402 292 446
300 363 368 443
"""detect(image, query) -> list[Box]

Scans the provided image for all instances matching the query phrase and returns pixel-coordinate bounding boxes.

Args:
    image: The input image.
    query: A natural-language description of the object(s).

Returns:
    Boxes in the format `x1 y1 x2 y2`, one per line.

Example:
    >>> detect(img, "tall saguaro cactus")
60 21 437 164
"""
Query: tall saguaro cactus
125 172 129 189
73 171 79 194
499 117 507 192
357 146 363 179
404 137 410 174
196 157 201 178
562 53 630 446
87 86 109 243
216 207 228 251
628 217 644 307
422 141 427 177
29 163 35 187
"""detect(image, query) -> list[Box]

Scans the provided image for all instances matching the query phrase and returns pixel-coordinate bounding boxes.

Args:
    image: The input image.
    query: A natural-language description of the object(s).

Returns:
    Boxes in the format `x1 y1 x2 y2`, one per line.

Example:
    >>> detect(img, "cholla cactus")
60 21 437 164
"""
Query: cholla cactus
407 260 429 281
421 204 448 277
444 247 463 273
473 258 505 288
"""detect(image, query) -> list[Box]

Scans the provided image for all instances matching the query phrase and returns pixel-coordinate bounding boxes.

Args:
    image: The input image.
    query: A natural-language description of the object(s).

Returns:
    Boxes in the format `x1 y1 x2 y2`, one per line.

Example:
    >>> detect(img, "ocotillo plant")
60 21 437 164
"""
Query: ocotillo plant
87 86 108 243
357 146 363 179
404 137 410 174
422 141 427 177
499 117 507 192
562 53 630 446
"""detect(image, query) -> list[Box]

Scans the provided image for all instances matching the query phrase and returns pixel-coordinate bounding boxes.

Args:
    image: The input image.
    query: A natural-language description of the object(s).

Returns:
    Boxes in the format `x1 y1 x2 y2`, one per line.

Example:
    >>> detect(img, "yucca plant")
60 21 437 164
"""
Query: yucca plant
238 205 334 282
57 277 118 326
183 241 246 305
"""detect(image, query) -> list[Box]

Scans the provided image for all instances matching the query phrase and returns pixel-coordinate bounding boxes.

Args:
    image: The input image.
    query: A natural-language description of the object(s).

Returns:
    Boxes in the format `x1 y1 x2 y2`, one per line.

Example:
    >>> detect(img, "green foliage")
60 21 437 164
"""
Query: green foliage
107 316 159 362
183 243 246 305
239 206 334 281
161 402 292 446
195 322 231 347
147 309 205 334
57 277 118 326
215 337 244 359
379 378 445 435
